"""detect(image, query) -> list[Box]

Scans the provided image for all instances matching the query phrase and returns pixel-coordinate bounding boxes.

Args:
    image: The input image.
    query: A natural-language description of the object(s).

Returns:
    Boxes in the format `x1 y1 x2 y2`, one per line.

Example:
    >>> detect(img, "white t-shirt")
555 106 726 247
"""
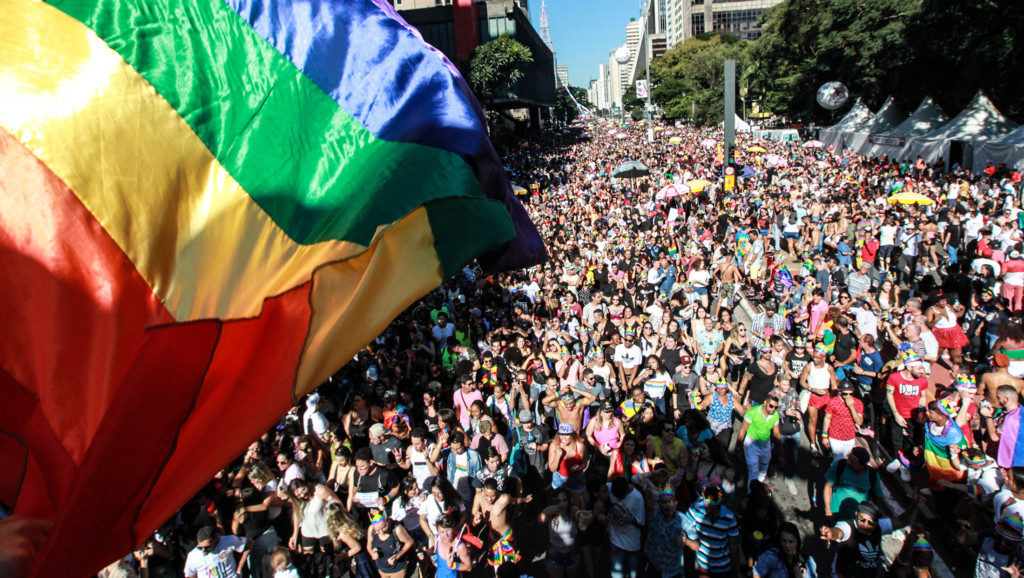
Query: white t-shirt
184 535 247 578
879 225 899 246
407 444 435 487
281 462 305 488
994 488 1024 524
432 323 455 343
608 486 645 552
614 344 643 370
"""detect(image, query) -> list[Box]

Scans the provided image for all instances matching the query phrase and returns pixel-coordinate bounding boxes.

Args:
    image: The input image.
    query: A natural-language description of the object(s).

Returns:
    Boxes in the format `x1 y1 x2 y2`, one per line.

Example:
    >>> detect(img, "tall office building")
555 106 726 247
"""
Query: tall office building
556 65 569 89
666 0 783 49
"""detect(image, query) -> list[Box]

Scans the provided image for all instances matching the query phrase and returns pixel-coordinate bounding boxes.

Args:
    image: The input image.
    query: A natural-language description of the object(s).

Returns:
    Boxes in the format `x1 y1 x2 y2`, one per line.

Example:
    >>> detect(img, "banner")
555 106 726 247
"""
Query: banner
870 135 905 146
636 79 648 99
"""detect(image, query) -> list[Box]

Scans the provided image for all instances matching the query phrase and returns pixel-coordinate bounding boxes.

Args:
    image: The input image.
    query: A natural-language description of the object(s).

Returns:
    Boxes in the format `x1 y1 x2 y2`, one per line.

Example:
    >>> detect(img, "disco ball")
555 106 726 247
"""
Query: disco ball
816 81 849 110
614 46 632 65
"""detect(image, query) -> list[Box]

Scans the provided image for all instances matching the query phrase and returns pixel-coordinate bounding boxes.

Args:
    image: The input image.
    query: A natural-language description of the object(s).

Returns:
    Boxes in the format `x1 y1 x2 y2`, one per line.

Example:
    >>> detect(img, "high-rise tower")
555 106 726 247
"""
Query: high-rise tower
539 0 552 51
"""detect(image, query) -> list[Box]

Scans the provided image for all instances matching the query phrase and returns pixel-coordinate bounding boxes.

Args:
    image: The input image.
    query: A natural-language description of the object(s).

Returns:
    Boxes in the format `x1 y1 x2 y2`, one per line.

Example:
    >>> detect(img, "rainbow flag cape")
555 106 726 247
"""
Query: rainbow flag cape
0 1 544 575
923 421 967 487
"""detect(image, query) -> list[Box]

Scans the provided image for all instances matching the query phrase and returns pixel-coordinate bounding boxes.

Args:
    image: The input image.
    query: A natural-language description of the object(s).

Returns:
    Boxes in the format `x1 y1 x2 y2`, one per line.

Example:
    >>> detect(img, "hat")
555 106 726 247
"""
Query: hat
912 537 932 553
561 391 579 403
760 344 772 354
814 343 829 356
936 396 958 418
794 337 806 348
369 423 387 438
701 485 723 506
714 379 728 389
679 355 693 365
306 392 321 407
368 508 388 526
954 374 977 392
557 423 575 435
901 349 924 368
600 399 616 411
517 409 534 424
998 511 1024 542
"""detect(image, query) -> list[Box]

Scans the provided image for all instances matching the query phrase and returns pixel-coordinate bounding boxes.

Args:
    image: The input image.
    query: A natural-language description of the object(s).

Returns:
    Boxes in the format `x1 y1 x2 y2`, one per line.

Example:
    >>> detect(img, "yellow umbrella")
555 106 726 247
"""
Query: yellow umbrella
686 179 711 192
746 146 767 153
511 183 528 196
668 136 683 144
653 127 665 132
887 192 934 206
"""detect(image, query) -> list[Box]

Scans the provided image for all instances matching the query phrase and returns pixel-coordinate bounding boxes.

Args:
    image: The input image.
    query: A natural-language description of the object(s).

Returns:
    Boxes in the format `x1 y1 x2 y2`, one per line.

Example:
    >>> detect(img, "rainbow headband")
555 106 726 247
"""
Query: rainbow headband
937 397 958 418
701 492 723 506
814 343 829 356
955 374 977 391
964 453 988 466
912 537 932 552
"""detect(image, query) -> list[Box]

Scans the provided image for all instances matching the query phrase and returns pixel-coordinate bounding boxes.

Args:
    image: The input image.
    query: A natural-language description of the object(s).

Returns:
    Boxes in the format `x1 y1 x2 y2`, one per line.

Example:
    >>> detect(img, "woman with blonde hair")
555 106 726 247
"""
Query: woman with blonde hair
327 507 377 578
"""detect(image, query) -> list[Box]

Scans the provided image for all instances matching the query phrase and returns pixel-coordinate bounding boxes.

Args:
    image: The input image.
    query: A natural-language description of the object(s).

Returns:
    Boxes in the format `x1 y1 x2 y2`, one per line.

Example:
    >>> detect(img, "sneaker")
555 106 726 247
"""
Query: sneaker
885 459 901 474
786 479 798 496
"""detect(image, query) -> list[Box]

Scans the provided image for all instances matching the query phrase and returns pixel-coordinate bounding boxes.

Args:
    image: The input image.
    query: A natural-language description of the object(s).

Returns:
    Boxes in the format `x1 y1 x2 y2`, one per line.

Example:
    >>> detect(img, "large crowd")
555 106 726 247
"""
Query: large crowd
104 119 1024 578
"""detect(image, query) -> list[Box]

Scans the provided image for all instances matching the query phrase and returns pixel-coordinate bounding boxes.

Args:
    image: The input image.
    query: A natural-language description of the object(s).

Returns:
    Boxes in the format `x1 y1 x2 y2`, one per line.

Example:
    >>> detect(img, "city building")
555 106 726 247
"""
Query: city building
396 0 555 130
556 65 568 89
666 0 783 49
596 63 612 111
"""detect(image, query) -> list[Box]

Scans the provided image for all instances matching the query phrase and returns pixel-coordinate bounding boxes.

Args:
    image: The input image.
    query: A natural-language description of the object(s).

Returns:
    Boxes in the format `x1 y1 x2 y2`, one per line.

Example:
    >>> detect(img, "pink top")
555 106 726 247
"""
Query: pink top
593 418 622 449
453 389 483 429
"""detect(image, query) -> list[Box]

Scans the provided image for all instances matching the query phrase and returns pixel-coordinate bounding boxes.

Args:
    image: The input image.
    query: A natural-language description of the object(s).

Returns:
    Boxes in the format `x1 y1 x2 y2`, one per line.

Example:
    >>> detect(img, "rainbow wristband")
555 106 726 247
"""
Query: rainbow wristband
383 494 392 505
821 431 829 439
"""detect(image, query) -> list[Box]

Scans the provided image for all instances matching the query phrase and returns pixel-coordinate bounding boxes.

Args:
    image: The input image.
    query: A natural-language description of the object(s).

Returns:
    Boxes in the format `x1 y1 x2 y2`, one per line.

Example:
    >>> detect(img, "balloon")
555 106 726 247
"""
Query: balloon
816 81 849 110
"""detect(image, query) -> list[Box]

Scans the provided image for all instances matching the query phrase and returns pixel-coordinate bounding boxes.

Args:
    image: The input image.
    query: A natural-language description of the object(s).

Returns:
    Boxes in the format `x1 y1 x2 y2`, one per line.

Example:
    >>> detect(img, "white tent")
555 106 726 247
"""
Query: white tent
973 124 1024 173
859 96 949 159
721 114 751 133
902 91 1018 167
819 99 874 152
846 97 906 154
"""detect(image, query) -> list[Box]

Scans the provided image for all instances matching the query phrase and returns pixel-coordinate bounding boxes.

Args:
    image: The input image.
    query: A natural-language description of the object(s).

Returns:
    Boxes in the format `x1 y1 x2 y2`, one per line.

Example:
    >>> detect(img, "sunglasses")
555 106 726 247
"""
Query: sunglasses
856 514 877 526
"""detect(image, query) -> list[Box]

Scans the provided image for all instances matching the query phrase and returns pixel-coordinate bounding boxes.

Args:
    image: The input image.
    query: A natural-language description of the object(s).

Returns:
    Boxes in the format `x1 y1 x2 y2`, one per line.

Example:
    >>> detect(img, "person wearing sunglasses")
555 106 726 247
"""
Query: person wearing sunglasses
184 525 251 578
737 394 783 490
820 498 923 577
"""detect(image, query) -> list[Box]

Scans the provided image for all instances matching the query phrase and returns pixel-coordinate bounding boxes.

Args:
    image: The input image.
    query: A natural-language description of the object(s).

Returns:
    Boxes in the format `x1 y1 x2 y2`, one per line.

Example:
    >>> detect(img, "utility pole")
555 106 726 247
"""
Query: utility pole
723 59 735 179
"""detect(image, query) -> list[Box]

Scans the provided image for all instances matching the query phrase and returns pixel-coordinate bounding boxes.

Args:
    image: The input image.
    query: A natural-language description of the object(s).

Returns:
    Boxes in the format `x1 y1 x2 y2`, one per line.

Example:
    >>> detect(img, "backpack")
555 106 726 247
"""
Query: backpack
836 458 878 496
508 426 530 478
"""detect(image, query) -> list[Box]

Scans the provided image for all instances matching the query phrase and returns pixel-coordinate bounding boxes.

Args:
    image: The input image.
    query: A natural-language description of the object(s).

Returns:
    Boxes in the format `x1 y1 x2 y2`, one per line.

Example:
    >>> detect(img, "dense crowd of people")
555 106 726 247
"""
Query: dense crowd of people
104 119 1024 578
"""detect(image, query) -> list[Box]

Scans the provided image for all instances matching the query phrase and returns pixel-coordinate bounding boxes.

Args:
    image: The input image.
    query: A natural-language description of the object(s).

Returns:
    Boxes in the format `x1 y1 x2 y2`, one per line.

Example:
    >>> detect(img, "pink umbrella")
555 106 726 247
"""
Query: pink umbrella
700 138 716 148
615 132 628 139
802 140 823 148
655 184 687 200
765 154 787 168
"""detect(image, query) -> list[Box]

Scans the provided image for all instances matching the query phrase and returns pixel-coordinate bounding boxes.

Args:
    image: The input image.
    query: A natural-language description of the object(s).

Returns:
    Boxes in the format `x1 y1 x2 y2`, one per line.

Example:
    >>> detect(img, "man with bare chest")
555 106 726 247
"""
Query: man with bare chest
472 479 530 570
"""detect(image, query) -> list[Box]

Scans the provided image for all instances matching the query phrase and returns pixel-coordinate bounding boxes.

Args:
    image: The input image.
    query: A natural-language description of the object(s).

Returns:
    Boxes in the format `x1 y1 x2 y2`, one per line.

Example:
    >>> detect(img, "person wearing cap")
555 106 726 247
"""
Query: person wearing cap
512 408 550 489
369 422 403 470
643 488 687 578
680 485 740 577
549 422 589 506
820 497 922 577
1003 249 1024 314
822 382 865 463
957 509 1024 577
184 525 251 578
800 343 839 457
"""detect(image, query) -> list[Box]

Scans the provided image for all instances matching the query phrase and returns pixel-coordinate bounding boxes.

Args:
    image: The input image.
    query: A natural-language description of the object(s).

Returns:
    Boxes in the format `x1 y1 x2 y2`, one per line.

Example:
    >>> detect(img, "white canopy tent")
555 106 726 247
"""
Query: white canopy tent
973 125 1024 173
846 97 906 154
859 96 949 159
721 114 751 133
819 99 874 152
902 91 1017 168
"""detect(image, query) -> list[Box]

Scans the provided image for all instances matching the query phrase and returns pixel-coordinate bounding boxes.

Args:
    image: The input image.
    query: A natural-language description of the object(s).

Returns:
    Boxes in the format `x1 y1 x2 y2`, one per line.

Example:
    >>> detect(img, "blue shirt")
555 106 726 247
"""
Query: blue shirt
681 502 739 572
645 510 687 575
856 349 883 389
753 547 818 578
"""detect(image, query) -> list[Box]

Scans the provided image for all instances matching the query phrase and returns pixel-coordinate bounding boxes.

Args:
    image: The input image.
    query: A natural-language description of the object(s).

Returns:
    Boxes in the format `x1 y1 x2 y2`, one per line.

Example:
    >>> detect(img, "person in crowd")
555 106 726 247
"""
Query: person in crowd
152 123 1024 578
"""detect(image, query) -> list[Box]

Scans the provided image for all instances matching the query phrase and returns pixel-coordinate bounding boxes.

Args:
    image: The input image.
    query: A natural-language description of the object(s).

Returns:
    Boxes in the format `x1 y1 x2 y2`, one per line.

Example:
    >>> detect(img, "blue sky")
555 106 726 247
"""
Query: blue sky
527 0 642 88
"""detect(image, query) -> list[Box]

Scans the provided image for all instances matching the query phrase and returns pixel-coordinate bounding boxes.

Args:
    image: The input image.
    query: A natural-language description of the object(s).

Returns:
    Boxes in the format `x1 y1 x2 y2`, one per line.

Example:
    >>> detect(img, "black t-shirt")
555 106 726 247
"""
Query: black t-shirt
833 330 859 366
353 466 398 497
514 425 551 473
786 351 813 377
370 437 403 468
946 222 963 246
836 525 886 577
660 347 683 375
746 361 778 405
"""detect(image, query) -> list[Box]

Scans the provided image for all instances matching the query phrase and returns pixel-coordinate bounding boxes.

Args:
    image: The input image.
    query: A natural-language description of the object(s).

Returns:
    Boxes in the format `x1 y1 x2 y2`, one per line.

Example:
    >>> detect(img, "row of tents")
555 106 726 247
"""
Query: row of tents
818 91 1024 174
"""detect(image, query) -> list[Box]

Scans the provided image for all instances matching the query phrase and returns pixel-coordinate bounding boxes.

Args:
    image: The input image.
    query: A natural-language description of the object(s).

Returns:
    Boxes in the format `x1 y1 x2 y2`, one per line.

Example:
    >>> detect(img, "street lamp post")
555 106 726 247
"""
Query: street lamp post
614 45 631 126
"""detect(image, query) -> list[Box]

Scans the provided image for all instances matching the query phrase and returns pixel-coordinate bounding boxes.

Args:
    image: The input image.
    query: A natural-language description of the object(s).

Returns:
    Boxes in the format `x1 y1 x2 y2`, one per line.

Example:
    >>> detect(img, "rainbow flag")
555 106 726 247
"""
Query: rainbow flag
0 1 544 576
923 421 967 487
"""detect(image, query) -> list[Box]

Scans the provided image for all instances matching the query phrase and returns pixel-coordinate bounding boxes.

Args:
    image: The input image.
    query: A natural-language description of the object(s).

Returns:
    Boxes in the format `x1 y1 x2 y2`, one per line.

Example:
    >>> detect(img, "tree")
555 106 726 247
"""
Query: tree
468 33 534 109
621 85 645 122
554 86 593 123
748 0 918 120
649 32 748 125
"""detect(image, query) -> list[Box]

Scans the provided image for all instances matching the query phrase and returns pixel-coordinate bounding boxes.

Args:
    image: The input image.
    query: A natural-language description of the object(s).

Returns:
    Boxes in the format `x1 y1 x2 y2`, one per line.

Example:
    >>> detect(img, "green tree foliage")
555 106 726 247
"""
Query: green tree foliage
649 33 747 125
468 33 534 109
621 85 645 122
748 0 918 120
554 86 593 123
896 0 1024 121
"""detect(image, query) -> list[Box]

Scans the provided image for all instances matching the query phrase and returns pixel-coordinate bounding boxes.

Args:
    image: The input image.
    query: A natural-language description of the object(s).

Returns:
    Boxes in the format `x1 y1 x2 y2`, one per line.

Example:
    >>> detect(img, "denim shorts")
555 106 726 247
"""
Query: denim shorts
551 471 586 493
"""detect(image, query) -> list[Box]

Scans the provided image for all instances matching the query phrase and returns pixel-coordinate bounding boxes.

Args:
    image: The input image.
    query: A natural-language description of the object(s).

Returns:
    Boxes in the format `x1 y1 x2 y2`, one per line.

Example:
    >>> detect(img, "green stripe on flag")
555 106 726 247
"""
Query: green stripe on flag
426 198 516 279
48 0 512 274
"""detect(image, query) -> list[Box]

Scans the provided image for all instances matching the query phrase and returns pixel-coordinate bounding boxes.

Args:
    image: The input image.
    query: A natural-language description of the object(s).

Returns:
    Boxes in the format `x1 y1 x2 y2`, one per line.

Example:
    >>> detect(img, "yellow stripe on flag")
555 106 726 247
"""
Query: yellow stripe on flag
0 0 377 321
